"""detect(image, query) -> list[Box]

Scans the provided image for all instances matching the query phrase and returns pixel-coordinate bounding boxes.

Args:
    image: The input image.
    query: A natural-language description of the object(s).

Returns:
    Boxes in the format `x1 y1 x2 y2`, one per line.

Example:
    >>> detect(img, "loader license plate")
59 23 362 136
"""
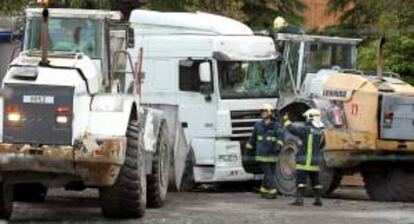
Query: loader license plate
23 95 54 104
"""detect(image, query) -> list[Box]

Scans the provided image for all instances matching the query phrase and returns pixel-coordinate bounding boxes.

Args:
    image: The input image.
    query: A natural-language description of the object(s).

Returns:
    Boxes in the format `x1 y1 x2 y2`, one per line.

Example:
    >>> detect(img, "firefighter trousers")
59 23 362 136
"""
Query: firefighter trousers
261 162 277 195
296 170 321 188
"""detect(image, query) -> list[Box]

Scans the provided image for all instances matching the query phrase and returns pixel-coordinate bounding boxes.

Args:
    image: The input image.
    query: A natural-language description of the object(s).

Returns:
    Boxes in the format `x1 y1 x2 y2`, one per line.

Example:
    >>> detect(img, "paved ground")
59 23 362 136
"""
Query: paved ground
8 186 414 224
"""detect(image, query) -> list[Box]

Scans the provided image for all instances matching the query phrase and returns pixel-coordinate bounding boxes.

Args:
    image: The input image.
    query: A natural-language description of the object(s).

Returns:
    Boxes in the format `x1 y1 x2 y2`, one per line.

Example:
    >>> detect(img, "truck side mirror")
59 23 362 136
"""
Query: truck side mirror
199 62 211 83
127 27 135 48
199 61 213 101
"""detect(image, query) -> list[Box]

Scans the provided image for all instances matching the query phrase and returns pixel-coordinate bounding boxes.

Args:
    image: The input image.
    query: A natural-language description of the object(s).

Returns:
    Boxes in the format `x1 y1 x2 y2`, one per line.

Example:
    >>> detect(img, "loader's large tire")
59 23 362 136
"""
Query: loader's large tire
100 120 147 218
275 140 298 195
147 121 171 208
179 148 195 192
319 159 342 195
0 182 13 220
14 183 47 202
362 166 414 202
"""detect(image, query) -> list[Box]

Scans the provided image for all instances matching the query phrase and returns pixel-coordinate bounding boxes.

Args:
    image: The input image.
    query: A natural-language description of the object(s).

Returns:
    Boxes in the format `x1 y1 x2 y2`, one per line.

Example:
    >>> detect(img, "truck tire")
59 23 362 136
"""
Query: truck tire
275 140 298 195
100 120 147 218
319 159 342 195
362 166 414 202
14 183 47 202
0 183 13 220
180 148 195 192
147 121 171 208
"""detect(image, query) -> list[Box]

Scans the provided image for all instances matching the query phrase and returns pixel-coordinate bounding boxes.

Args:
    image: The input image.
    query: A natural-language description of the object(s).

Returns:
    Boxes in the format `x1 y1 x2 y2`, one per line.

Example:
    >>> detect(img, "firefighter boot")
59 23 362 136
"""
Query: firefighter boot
313 185 323 206
260 186 277 199
291 185 305 206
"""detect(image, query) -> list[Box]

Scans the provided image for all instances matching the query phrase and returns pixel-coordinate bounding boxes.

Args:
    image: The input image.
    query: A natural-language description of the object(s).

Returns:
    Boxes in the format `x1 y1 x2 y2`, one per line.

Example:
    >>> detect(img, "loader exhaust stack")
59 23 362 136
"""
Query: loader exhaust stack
376 36 386 81
40 7 49 66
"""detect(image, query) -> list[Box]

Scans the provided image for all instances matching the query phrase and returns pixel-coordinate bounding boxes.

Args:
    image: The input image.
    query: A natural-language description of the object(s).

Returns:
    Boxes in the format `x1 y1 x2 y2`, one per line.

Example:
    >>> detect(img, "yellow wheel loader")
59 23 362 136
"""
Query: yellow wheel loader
274 33 414 202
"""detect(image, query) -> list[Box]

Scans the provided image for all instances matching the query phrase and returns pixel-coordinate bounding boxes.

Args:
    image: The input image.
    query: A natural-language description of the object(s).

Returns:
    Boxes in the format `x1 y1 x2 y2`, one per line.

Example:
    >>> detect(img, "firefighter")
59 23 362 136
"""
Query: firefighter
283 109 325 206
246 103 284 199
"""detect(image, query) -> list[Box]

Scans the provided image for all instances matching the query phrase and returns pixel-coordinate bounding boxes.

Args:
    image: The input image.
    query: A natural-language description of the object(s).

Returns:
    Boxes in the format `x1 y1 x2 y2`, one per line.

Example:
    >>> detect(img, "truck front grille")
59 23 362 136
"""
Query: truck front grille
230 110 261 140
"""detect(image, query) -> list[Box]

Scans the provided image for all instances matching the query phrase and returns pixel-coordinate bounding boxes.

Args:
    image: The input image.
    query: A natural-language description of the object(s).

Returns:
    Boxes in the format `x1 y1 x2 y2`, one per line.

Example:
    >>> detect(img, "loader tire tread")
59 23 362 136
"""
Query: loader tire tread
100 121 146 218
362 165 414 202
0 183 13 220
147 121 170 208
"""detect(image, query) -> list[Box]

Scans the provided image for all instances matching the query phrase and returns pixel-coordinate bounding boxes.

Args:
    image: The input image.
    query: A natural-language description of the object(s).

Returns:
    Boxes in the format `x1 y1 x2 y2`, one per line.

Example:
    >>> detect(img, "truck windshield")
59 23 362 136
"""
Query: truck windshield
218 60 279 99
25 17 102 59
305 43 355 73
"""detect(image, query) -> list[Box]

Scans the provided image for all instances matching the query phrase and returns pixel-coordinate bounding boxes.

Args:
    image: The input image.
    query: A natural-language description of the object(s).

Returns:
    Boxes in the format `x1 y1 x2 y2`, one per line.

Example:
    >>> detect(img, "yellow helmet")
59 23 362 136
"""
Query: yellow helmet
261 103 276 114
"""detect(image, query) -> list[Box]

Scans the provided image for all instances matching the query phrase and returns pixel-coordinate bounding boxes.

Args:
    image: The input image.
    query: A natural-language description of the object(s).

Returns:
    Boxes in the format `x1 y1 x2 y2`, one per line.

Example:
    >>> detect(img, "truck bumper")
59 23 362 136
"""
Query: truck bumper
193 139 261 183
0 136 126 186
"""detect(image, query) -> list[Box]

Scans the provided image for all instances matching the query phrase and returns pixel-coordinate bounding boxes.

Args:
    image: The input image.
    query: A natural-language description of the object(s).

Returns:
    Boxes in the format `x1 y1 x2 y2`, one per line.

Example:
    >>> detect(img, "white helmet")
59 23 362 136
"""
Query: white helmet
273 16 288 29
303 109 324 128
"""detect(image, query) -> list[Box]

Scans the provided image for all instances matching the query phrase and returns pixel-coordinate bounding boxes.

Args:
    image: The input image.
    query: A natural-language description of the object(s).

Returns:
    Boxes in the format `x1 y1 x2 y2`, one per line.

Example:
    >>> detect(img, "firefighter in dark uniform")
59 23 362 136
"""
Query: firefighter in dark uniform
246 103 284 199
284 109 325 206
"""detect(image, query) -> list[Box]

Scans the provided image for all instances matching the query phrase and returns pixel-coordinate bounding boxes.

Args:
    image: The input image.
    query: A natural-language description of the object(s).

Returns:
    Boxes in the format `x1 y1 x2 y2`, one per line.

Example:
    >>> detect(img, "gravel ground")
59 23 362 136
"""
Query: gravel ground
7 186 414 224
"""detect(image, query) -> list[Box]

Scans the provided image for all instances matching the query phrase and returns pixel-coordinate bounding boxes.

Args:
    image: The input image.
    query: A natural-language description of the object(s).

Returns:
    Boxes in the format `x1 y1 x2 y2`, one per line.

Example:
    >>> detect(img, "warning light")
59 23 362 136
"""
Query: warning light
36 0 49 6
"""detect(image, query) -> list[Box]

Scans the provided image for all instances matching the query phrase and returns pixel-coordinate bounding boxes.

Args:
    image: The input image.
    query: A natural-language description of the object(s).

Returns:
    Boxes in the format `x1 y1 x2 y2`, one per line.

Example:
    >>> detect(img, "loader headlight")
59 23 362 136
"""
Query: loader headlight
56 115 69 124
7 112 21 122
5 105 23 126
55 105 72 127
383 111 394 128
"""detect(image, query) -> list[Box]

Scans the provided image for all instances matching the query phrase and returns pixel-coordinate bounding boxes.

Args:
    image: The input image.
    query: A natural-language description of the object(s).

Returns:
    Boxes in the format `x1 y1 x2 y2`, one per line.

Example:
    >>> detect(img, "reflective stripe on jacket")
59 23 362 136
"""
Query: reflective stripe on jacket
284 120 325 171
247 118 285 162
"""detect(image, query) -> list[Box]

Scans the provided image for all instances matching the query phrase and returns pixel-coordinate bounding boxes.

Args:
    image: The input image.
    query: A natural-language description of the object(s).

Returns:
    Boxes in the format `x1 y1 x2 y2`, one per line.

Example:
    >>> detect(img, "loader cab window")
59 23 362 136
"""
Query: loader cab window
179 60 203 92
305 42 355 73
278 41 301 95
25 17 103 59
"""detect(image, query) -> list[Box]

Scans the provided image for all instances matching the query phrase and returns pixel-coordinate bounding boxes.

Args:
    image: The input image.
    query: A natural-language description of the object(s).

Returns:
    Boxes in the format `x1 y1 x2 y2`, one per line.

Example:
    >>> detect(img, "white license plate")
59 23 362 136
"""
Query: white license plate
23 95 54 104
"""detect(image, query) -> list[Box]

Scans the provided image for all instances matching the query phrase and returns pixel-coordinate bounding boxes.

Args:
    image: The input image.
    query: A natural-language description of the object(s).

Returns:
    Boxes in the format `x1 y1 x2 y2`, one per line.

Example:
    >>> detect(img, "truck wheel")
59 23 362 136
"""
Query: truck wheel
180 148 195 192
100 120 146 218
275 140 298 195
14 184 47 202
147 121 171 208
0 183 13 220
319 159 342 195
362 166 414 202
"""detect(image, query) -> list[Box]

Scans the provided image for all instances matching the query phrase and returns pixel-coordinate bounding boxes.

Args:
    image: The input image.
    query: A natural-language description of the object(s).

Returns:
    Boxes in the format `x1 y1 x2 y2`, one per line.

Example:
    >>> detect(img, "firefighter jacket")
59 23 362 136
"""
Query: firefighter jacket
246 118 284 162
284 120 325 172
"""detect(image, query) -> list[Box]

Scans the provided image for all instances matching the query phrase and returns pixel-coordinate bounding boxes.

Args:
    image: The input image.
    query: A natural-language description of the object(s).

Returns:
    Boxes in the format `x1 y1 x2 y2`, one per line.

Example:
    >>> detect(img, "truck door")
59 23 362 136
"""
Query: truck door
178 59 217 165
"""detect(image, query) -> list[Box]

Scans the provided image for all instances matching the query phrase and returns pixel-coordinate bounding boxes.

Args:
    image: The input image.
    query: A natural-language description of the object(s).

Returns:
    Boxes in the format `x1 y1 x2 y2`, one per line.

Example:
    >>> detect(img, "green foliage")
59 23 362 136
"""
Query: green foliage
1 0 305 29
327 0 414 77
67 0 112 9
384 35 414 77
356 41 376 71
0 0 34 16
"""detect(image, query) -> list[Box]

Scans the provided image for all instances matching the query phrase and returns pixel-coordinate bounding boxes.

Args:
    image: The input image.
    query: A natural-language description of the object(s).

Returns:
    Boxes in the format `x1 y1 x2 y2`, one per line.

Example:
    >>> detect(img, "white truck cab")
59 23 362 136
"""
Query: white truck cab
129 10 280 184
